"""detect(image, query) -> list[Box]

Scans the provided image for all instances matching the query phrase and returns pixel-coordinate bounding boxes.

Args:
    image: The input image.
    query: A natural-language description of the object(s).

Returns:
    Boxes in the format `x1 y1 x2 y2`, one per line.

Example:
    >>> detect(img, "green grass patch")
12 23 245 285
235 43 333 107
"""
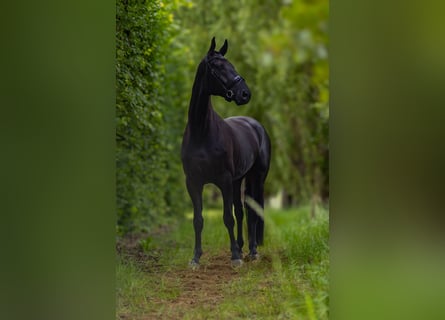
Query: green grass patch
116 206 329 319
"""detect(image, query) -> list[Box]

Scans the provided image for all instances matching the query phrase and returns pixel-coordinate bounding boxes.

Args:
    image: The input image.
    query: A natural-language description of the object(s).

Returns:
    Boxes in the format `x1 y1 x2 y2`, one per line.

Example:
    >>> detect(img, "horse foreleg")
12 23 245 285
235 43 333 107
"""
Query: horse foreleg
186 178 204 267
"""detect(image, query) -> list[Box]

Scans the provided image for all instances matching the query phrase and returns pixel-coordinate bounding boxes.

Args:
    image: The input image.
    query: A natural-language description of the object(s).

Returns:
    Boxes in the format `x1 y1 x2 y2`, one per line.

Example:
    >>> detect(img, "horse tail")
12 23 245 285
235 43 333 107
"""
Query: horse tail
256 210 264 245
257 124 270 246
244 181 265 246
243 119 271 248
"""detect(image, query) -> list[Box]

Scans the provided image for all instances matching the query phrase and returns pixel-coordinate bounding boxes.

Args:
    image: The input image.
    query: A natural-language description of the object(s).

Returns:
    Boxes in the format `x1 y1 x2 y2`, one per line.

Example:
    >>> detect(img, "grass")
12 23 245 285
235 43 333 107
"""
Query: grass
116 205 329 319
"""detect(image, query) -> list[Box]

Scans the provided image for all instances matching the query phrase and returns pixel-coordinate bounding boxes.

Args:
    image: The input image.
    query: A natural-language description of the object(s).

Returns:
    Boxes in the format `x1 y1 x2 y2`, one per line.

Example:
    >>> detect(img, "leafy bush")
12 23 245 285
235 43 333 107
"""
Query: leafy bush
116 0 188 234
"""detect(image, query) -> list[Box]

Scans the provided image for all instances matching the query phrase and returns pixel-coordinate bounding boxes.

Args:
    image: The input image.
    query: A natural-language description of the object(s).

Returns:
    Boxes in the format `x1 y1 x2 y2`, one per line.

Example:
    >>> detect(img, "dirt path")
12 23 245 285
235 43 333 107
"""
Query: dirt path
155 253 240 317
117 233 243 319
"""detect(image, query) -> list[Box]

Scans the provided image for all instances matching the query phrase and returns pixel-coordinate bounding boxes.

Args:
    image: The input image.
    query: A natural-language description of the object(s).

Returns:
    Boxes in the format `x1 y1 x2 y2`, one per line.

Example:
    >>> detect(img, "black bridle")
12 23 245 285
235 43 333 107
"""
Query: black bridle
206 57 243 99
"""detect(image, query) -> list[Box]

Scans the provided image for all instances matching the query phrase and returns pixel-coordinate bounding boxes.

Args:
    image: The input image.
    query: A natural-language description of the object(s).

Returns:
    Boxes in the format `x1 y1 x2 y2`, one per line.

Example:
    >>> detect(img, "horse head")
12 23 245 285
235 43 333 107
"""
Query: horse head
205 37 251 105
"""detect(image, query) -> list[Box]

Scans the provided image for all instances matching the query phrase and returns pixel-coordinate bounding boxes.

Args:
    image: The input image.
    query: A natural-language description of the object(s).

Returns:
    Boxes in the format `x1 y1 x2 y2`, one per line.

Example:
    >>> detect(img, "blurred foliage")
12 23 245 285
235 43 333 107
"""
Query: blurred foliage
116 0 329 233
175 0 329 206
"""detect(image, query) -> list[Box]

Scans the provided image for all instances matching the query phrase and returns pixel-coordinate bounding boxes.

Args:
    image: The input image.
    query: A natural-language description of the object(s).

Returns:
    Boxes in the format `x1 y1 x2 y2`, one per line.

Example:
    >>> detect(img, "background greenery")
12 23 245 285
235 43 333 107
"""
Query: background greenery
116 0 329 234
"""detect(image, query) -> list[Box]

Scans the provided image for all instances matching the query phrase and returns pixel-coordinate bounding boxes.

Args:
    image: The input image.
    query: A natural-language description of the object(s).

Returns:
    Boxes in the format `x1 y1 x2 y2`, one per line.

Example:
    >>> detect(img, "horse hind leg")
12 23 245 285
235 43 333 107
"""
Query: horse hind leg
219 176 242 266
233 179 244 256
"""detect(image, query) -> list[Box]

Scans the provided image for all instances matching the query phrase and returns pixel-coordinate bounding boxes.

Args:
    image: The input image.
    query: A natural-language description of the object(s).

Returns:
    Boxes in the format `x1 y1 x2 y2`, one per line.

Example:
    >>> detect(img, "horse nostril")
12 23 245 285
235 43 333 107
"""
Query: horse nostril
242 90 249 98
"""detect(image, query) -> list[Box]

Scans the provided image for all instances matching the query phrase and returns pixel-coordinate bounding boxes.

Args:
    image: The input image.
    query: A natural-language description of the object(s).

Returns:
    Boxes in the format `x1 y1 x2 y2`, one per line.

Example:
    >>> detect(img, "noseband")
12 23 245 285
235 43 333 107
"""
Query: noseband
206 57 243 99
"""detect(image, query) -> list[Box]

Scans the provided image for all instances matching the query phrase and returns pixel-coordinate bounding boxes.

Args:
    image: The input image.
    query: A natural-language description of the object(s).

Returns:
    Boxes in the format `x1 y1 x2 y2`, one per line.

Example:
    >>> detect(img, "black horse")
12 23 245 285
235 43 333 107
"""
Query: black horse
181 37 271 267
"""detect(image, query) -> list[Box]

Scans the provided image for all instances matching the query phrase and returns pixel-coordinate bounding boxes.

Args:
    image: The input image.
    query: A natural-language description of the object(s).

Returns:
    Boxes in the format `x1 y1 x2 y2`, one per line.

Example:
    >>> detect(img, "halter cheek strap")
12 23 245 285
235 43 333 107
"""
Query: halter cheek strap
205 58 244 95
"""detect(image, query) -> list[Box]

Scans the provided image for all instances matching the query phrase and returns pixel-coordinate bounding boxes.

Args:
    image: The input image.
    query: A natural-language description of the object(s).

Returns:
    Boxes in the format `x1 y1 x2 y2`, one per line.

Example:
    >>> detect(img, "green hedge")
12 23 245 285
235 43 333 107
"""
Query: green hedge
116 0 188 234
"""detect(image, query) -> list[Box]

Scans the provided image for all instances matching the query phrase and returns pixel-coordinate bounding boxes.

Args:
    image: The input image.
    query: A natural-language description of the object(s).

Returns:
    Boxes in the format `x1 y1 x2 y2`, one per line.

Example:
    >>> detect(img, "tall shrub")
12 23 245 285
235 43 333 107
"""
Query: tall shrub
116 0 187 234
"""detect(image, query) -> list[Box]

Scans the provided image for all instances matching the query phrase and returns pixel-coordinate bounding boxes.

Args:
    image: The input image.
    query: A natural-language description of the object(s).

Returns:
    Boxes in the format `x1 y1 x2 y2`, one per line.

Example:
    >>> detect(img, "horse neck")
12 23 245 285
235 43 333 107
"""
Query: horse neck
187 62 218 138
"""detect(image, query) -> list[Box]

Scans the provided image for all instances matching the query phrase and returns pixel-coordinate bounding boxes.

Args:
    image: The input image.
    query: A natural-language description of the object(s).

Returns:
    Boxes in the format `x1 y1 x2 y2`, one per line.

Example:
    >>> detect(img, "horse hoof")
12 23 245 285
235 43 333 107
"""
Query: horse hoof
248 253 260 261
231 259 243 267
189 260 200 270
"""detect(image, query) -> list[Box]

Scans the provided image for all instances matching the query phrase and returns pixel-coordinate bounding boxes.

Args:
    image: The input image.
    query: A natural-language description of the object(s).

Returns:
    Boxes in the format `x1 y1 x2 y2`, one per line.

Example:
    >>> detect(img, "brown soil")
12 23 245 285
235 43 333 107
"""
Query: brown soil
152 252 241 319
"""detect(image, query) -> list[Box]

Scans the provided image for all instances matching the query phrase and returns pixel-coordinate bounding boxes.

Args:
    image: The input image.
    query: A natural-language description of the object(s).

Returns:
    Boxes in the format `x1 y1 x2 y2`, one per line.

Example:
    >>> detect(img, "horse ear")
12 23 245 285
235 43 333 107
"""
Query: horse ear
208 37 216 53
219 39 228 56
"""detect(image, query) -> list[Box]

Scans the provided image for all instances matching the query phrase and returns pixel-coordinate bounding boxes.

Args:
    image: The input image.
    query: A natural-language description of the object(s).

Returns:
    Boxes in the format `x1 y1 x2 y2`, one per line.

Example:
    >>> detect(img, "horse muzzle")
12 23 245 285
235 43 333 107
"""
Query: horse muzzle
228 82 251 105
